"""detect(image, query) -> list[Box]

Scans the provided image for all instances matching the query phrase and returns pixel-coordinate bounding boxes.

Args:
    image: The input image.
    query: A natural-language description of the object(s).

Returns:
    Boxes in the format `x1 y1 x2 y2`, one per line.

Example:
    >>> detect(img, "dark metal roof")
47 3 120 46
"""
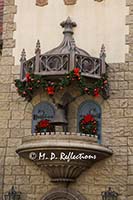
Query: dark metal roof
20 17 107 80
45 17 90 57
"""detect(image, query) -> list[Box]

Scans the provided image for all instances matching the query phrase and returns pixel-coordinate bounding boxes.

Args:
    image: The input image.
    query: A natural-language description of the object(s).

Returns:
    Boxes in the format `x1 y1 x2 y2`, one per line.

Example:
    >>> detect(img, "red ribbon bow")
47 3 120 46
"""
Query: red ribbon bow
47 86 55 95
94 88 99 97
73 68 80 77
26 73 31 82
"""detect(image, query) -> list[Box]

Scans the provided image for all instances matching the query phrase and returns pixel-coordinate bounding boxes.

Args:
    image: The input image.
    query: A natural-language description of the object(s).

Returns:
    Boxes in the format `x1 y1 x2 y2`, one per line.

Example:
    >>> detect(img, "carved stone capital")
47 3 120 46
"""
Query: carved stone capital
36 0 48 6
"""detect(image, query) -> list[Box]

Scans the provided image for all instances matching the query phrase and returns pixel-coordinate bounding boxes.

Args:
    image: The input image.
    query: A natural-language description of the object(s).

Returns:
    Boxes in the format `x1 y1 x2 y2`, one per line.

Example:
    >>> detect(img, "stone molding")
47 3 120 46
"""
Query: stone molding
41 188 86 200
36 0 103 6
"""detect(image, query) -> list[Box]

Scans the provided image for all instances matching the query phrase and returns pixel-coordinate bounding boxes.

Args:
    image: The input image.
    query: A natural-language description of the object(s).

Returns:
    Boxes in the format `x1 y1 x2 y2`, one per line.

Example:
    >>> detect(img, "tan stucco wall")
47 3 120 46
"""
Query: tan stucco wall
13 0 128 64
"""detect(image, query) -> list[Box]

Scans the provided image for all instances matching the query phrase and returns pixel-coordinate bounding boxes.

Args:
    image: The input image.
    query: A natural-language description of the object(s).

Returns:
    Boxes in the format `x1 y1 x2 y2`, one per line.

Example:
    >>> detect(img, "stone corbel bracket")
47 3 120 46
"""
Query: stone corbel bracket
64 0 77 5
94 0 103 2
36 0 48 6
36 0 103 7
16 134 113 182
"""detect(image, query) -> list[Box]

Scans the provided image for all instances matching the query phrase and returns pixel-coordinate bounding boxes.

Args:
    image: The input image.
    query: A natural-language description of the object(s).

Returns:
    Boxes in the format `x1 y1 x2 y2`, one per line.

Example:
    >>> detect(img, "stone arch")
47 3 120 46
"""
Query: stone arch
77 100 101 142
41 188 86 200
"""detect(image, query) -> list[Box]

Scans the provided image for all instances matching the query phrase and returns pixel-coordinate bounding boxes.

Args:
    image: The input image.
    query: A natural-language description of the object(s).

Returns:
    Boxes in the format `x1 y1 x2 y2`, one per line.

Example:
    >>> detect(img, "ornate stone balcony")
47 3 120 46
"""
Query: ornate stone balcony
16 17 111 183
16 132 112 182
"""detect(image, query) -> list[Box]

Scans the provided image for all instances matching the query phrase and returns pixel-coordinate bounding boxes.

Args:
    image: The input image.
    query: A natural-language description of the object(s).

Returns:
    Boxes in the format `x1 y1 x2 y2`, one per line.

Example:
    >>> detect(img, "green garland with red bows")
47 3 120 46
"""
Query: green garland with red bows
15 68 109 101
79 114 98 136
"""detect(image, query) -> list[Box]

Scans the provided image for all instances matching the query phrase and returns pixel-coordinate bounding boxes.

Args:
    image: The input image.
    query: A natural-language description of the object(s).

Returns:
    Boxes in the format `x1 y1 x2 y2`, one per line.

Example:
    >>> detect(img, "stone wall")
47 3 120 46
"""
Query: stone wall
126 1 133 200
0 0 16 199
0 0 132 200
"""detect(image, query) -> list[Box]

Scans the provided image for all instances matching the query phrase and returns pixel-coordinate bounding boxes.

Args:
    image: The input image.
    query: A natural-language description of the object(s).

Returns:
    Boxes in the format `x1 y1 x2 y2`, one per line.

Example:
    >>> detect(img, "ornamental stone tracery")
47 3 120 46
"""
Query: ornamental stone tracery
36 0 103 6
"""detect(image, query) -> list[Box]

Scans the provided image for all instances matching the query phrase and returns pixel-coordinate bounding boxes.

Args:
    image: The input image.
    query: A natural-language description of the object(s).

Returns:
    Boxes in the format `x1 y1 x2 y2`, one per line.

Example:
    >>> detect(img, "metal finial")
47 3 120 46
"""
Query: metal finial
10 186 15 194
100 44 106 75
60 17 77 35
4 186 21 200
35 40 41 54
101 187 118 200
100 44 106 59
36 40 40 49
20 49 26 81
20 49 26 62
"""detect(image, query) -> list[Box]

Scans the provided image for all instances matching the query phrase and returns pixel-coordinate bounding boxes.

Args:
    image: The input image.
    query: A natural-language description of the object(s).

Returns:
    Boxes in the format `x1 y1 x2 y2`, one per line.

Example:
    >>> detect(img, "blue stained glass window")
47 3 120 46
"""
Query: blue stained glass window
77 100 101 143
32 102 55 134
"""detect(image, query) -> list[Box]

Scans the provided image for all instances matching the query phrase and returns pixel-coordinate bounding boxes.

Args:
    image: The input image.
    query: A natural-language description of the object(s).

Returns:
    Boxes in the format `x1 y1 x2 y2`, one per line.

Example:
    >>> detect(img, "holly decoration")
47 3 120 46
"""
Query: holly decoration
15 67 109 101
35 119 52 133
79 114 98 136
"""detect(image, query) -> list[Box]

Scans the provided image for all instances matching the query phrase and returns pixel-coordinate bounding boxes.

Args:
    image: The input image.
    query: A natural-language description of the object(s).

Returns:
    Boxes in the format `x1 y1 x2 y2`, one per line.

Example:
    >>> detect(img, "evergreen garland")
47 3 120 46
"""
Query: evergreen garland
15 68 109 101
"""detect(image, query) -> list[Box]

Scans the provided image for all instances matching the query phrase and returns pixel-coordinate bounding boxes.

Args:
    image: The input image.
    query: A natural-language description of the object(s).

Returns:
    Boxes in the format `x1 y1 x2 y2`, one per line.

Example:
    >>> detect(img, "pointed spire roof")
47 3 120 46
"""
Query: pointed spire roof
45 17 90 56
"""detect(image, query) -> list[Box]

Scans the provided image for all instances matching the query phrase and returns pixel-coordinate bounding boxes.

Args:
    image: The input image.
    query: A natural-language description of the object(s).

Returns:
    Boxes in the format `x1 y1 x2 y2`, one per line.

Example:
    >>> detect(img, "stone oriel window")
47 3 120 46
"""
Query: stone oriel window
32 102 55 134
0 0 4 55
78 101 101 142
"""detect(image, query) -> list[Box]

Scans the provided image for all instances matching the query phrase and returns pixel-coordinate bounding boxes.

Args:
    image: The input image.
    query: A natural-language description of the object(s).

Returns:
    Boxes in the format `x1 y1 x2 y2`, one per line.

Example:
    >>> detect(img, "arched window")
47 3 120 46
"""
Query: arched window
32 102 55 134
77 101 101 142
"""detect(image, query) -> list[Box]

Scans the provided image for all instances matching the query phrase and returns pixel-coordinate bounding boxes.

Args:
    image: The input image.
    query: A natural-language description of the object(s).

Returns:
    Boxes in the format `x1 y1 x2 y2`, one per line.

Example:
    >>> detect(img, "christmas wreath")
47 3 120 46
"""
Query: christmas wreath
35 119 52 133
79 114 98 136
15 67 109 101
